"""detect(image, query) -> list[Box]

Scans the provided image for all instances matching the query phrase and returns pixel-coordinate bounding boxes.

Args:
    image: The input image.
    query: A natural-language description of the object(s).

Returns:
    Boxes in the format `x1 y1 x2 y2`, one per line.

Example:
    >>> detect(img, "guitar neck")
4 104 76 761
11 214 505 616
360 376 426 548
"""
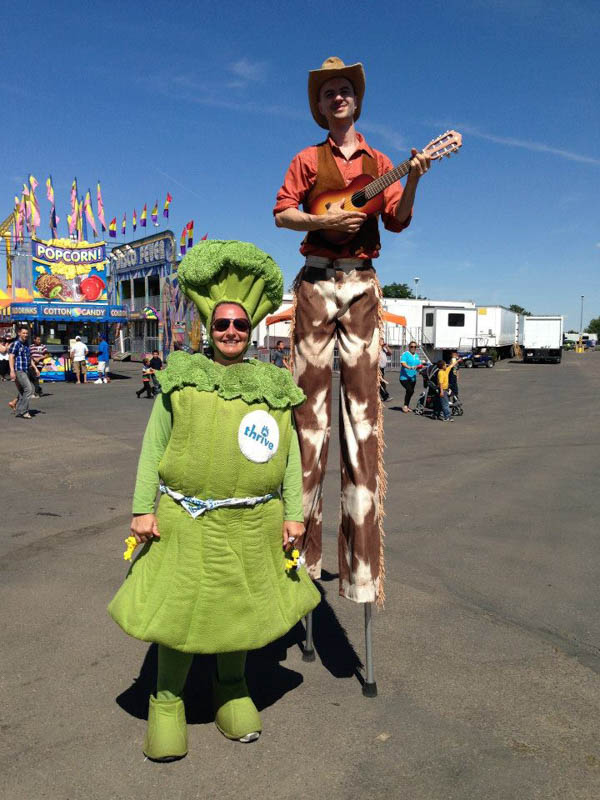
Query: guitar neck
363 158 412 200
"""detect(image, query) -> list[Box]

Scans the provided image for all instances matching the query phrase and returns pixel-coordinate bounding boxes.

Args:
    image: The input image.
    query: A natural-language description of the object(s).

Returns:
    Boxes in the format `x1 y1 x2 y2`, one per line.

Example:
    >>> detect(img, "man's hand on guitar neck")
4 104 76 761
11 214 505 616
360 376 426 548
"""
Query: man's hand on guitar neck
395 147 432 225
408 148 431 183
275 201 366 234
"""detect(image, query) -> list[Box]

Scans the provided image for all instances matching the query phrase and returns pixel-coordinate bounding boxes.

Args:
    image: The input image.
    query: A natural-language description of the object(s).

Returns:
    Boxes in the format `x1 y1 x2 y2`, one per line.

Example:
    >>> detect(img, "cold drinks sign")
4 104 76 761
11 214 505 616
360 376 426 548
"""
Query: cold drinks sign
32 238 108 304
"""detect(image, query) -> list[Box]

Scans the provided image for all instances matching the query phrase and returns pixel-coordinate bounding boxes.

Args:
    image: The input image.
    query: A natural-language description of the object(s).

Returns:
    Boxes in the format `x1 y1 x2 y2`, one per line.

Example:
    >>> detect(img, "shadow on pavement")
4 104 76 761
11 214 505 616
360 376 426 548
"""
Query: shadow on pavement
116 579 363 722
115 638 304 725
311 579 364 680
104 371 132 380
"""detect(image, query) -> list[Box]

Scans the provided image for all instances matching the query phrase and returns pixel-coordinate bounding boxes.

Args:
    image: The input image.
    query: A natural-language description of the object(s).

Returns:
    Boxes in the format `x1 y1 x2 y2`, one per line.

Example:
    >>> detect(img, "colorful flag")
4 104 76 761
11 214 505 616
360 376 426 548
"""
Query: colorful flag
109 217 117 238
84 189 99 238
19 193 28 239
97 182 107 232
45 177 57 238
141 204 147 228
186 220 194 249
151 201 159 226
122 213 127 236
201 232 208 240
132 209 138 232
69 179 78 235
180 224 187 255
45 176 54 206
28 175 41 228
77 195 85 241
14 196 23 242
22 184 33 233
163 192 172 218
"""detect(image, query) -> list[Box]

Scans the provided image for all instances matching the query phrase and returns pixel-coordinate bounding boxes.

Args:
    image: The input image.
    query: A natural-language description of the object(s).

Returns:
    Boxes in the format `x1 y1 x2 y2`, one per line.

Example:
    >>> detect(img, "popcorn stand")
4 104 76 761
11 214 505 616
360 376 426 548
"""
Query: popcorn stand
3 237 128 380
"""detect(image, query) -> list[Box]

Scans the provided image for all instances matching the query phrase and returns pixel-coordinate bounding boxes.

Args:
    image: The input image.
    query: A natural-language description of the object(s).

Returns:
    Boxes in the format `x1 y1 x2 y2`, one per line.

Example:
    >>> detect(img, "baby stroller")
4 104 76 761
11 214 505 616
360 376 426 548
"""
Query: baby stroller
414 364 464 418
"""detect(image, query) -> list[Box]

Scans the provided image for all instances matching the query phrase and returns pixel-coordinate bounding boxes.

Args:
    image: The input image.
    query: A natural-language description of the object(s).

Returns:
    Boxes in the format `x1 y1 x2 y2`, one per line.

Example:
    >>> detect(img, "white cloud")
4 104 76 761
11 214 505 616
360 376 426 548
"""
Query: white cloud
359 122 405 152
228 58 267 84
452 123 600 166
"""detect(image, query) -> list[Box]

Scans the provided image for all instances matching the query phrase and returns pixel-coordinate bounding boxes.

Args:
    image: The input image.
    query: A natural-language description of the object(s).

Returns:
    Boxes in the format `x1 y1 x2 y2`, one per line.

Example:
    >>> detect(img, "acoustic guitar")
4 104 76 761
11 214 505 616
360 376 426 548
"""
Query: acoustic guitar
308 130 462 243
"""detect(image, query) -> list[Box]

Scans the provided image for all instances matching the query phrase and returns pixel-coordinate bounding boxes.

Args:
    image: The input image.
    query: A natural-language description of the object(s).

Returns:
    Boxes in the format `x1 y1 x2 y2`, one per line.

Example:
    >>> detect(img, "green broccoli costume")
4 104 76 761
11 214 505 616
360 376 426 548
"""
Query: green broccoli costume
108 241 320 760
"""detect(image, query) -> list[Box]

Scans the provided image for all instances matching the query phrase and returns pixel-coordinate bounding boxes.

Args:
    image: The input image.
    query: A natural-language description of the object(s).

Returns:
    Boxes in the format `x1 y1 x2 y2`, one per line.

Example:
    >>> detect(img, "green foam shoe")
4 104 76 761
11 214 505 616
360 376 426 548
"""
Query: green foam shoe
213 677 262 742
143 695 188 762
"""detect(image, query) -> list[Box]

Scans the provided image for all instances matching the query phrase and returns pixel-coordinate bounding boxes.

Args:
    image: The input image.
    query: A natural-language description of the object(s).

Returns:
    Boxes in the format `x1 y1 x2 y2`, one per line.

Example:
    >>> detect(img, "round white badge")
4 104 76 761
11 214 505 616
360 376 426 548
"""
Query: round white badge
238 410 280 463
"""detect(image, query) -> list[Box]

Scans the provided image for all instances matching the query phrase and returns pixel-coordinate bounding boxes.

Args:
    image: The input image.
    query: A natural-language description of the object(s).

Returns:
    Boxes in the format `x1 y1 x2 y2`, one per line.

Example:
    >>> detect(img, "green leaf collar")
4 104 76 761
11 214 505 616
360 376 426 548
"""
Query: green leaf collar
156 351 305 409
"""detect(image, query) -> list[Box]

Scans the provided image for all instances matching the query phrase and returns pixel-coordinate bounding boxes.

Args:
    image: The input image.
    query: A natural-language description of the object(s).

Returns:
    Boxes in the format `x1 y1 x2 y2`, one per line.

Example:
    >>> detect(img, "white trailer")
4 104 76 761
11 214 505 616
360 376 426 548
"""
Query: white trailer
381 297 475 346
253 293 294 347
421 306 478 358
476 306 520 358
522 315 563 363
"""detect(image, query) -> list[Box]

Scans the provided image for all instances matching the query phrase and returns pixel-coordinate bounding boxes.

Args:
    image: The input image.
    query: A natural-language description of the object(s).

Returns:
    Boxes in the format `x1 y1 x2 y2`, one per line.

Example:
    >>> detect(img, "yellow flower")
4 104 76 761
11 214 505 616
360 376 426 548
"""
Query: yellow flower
123 536 137 561
292 549 300 560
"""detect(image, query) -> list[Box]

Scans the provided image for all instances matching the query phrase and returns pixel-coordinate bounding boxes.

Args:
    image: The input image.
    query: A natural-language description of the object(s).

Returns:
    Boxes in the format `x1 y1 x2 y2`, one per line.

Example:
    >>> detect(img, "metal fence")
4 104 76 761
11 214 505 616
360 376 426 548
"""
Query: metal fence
121 336 160 356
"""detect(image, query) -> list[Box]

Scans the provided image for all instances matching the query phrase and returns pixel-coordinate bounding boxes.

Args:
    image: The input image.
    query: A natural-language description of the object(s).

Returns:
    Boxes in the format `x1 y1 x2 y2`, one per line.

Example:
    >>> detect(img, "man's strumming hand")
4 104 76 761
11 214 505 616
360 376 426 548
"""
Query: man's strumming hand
320 199 366 234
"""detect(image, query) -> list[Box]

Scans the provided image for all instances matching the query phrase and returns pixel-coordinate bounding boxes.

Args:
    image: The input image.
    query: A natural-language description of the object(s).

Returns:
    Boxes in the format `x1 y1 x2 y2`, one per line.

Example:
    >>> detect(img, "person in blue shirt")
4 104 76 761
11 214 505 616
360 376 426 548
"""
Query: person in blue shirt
399 341 422 413
95 335 111 384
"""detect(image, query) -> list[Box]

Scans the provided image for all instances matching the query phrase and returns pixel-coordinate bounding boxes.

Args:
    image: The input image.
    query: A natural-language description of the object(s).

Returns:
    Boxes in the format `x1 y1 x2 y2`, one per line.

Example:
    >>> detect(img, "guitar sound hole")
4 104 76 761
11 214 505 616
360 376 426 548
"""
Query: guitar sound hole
351 192 367 208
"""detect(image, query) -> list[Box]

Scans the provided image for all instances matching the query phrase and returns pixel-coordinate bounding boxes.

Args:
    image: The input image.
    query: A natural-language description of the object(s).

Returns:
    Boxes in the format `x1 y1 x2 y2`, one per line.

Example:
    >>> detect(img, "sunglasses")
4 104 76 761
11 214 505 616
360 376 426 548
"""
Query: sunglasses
212 318 251 333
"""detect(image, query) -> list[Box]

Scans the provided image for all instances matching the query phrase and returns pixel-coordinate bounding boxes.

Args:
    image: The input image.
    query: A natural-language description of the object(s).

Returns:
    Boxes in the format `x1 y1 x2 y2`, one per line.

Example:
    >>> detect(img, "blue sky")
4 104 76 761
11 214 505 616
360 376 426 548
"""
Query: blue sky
2 0 598 329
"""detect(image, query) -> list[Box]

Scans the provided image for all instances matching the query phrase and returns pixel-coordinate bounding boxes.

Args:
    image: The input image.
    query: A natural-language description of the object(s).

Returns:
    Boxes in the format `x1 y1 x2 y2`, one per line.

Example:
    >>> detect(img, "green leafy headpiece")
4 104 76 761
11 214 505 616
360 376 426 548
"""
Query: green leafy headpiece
177 240 284 329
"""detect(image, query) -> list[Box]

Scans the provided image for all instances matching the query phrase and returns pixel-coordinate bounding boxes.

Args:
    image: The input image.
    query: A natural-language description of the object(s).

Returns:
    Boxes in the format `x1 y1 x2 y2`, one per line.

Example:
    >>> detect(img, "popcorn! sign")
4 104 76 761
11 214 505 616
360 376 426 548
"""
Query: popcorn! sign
32 237 108 303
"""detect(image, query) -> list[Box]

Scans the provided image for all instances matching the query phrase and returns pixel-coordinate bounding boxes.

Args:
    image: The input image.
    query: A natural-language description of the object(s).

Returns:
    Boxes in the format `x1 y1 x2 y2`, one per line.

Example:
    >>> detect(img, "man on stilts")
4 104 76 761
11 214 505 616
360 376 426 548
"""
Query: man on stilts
274 58 430 631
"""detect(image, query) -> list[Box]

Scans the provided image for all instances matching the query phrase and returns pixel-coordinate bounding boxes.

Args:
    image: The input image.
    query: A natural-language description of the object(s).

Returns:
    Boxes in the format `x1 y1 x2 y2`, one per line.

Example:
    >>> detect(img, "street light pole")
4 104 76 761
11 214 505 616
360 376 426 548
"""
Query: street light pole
414 277 420 299
580 295 585 334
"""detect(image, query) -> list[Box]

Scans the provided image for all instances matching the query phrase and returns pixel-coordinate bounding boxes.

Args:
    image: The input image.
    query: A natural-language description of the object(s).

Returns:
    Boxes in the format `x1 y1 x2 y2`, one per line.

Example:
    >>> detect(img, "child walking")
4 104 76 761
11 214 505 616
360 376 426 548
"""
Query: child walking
136 358 154 398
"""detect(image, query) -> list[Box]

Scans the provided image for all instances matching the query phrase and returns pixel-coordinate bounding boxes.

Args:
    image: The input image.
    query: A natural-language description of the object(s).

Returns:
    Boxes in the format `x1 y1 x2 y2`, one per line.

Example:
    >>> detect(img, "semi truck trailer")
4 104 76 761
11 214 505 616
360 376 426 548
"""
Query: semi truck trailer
476 306 521 359
522 316 563 363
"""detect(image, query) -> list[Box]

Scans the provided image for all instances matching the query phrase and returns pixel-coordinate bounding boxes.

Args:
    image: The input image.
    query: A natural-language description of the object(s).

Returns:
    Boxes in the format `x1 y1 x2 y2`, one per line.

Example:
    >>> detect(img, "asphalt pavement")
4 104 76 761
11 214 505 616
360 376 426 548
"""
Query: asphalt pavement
1 352 600 800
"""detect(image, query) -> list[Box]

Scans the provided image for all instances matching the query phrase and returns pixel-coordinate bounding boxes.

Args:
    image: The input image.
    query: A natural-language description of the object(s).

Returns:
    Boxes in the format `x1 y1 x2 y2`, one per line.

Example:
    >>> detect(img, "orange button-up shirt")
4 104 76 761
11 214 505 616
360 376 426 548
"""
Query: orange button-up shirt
274 132 412 260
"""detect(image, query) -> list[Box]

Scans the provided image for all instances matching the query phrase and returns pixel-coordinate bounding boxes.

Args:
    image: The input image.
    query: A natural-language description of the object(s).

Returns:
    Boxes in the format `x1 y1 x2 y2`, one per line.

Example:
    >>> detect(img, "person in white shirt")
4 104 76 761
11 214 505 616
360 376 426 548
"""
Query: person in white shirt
70 335 89 384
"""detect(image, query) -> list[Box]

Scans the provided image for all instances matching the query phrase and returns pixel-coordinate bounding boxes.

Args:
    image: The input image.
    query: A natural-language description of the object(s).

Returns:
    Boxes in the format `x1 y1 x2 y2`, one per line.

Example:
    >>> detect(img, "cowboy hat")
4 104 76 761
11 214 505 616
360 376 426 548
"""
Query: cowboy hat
308 56 366 130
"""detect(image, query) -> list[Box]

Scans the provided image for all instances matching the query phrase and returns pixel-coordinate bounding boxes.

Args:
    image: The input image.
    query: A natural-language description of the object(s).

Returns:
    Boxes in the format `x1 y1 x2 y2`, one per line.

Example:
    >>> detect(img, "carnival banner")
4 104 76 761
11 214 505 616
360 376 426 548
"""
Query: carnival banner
5 301 127 322
32 238 108 303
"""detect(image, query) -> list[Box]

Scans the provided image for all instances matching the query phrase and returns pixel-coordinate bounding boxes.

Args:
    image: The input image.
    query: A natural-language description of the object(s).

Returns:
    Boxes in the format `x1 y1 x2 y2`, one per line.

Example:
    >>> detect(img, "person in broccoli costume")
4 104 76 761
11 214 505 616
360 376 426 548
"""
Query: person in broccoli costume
108 240 320 761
